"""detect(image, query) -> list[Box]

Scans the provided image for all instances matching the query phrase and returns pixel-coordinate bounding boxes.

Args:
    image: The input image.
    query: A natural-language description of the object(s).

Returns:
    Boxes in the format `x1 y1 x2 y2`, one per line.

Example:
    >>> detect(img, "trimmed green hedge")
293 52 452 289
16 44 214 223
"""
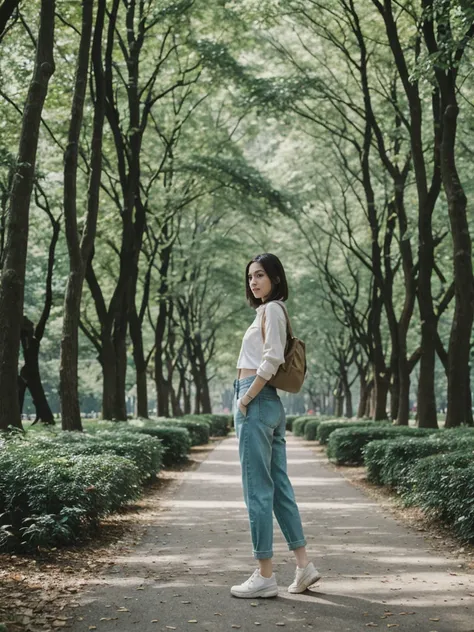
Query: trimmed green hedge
327 426 435 465
31 430 163 482
285 415 299 432
317 419 383 445
364 432 474 487
182 414 230 437
129 422 191 466
83 420 191 466
304 419 324 441
402 451 474 542
157 418 209 446
293 416 317 437
0 441 141 551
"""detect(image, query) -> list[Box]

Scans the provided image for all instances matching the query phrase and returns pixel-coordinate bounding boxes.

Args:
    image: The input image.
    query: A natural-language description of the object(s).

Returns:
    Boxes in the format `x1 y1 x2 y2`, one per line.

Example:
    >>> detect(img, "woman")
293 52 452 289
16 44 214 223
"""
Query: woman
231 253 320 598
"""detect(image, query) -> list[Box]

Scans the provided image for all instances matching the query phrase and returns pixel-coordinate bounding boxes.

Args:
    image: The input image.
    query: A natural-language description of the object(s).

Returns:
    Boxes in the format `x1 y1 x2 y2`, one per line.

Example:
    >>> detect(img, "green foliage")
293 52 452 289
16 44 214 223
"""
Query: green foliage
303 419 324 441
83 420 191 467
292 416 312 437
156 418 210 446
327 426 436 465
0 441 141 551
317 419 383 444
364 430 474 486
31 430 163 483
285 415 299 431
402 451 474 542
183 413 231 437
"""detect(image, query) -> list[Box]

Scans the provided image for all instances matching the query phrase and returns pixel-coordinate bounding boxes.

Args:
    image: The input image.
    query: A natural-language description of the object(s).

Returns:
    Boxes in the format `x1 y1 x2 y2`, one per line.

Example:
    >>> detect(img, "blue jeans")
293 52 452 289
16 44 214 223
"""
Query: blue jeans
234 376 307 560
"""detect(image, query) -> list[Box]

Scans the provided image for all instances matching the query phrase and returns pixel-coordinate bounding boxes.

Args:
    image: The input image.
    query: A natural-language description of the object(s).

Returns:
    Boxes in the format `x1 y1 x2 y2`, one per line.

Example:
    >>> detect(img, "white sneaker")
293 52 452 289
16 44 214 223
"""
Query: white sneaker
288 562 321 593
231 569 278 598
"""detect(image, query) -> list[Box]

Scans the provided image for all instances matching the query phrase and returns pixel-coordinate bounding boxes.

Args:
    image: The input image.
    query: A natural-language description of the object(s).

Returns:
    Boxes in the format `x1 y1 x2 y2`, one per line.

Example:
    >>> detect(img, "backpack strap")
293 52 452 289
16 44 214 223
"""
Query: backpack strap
261 301 294 342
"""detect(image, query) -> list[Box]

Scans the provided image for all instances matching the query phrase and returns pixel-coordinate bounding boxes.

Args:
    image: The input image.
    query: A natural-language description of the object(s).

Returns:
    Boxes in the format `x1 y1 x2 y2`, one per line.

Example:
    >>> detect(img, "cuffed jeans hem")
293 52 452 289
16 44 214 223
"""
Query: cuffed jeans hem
253 549 273 560
287 538 307 551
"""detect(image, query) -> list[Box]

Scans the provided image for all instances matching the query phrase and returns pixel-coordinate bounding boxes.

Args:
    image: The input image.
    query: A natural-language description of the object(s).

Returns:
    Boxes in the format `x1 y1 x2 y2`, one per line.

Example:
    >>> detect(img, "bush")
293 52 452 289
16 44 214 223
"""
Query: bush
327 426 436 465
317 418 383 445
0 441 141 551
31 430 163 482
402 450 474 542
128 422 191 466
304 419 324 441
183 414 230 437
285 415 299 432
364 431 474 487
292 416 316 437
83 420 191 467
156 418 210 446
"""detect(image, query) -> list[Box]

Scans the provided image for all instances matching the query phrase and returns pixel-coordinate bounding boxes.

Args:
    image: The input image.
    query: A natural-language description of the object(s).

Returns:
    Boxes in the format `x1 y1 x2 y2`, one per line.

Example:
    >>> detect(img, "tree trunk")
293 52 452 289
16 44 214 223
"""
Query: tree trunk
0 0 55 431
100 336 116 420
20 317 54 424
371 296 389 420
366 380 374 418
135 367 148 418
0 0 20 36
195 336 212 413
394 180 416 426
357 372 369 418
334 378 344 417
395 351 410 426
442 102 474 427
340 368 352 418
154 244 171 417
60 0 105 431
113 308 128 420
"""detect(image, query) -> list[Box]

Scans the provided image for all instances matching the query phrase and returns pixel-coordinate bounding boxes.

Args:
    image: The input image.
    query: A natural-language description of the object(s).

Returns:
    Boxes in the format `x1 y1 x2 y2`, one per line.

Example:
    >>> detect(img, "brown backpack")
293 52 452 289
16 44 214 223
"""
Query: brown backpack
261 303 307 393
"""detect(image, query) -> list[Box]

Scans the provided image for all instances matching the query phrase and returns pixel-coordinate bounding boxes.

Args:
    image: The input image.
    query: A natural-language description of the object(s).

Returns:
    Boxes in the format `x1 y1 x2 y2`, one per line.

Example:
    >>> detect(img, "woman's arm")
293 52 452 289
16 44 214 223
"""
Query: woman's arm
240 375 267 407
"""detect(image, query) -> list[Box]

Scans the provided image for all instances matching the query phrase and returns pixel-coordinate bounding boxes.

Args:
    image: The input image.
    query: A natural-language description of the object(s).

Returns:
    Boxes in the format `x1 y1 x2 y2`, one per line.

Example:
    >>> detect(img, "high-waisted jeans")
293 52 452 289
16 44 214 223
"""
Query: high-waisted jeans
234 376 307 559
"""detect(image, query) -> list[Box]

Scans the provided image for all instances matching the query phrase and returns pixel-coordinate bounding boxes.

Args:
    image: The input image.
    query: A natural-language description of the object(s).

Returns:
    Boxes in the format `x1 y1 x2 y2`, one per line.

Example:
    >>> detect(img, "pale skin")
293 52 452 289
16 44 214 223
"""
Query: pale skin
238 261 310 578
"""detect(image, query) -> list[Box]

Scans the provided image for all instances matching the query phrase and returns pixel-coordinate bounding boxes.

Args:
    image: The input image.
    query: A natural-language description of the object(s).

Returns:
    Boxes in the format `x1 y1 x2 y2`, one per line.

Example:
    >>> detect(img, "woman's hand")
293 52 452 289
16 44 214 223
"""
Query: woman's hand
237 398 248 417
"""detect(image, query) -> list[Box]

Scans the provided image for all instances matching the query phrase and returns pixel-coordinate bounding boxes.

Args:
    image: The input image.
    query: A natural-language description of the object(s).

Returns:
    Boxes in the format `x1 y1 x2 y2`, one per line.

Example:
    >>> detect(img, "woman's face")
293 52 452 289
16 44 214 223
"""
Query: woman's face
248 262 273 303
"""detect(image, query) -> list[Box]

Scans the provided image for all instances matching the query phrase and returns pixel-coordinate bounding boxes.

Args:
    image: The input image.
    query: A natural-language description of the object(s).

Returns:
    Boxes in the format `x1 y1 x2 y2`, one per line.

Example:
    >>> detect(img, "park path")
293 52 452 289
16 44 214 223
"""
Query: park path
68 433 474 632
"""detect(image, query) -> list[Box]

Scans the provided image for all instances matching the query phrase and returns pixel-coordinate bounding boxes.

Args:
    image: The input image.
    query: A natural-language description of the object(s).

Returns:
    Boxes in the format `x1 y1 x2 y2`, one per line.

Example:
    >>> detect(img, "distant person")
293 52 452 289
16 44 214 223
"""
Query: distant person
231 253 320 599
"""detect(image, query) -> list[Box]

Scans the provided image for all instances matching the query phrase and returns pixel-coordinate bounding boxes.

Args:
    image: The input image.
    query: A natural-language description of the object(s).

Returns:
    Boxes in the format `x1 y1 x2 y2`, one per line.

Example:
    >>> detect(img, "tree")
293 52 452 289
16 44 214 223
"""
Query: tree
0 0 55 431
60 0 104 431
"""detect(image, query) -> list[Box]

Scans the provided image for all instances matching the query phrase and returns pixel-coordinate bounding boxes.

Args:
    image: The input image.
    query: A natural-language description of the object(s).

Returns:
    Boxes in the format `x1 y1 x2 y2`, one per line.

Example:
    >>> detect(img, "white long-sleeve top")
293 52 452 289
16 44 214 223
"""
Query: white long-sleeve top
236 300 287 381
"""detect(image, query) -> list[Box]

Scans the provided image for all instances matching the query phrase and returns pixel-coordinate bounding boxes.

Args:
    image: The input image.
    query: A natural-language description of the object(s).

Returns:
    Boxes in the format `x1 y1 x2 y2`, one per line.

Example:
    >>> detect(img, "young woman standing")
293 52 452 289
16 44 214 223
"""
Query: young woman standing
231 253 320 598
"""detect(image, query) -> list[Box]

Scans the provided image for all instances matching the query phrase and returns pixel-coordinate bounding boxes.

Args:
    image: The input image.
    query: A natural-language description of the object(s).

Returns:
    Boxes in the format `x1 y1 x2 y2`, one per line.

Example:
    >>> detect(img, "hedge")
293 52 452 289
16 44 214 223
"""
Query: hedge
0 441 141 551
292 416 317 437
304 419 324 441
285 415 299 432
83 420 191 466
327 426 436 465
182 414 231 437
31 430 163 482
402 451 474 542
157 418 210 446
128 422 191 466
317 418 385 445
364 431 474 487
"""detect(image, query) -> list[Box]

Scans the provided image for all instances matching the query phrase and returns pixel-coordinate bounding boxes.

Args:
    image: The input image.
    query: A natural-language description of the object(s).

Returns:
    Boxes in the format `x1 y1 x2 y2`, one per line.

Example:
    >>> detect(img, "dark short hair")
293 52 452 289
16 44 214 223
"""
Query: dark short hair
245 253 289 308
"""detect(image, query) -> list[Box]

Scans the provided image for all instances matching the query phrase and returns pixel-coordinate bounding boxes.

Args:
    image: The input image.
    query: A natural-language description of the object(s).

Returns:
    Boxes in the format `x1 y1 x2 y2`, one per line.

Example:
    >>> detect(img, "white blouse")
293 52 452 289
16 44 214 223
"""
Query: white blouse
236 300 287 381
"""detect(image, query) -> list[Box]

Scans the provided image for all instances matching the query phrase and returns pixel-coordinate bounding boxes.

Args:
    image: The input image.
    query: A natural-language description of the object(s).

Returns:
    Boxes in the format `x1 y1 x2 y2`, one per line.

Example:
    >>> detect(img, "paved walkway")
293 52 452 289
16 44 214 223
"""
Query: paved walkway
70 434 474 632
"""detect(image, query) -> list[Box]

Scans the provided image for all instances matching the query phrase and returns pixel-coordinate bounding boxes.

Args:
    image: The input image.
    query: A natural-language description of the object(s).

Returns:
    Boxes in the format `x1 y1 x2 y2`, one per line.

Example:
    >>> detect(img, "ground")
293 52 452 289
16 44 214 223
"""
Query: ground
1 436 473 632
